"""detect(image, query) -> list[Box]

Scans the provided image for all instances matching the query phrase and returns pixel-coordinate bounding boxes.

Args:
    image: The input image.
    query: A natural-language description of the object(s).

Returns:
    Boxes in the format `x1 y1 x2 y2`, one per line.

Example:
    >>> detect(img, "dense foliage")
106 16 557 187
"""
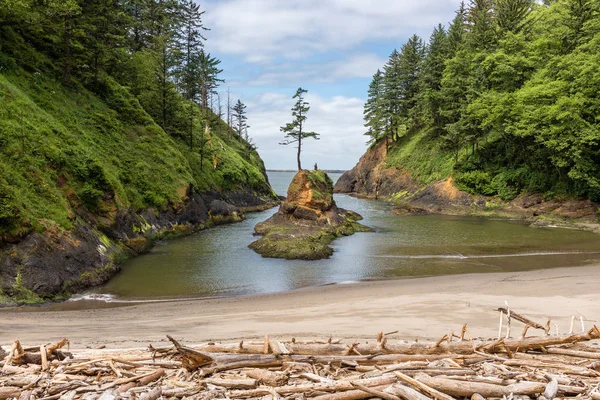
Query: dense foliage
0 0 272 239
364 0 600 201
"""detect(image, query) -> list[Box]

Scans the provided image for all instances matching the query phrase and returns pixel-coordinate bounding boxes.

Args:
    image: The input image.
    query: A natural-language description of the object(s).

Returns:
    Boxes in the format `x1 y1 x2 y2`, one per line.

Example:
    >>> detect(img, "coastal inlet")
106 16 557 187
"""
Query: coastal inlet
77 172 600 304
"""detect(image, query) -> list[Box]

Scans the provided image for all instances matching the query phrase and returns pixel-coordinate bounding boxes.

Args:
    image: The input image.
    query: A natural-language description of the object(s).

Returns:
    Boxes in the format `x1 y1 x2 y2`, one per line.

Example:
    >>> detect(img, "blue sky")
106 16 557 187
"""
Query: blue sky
202 0 463 170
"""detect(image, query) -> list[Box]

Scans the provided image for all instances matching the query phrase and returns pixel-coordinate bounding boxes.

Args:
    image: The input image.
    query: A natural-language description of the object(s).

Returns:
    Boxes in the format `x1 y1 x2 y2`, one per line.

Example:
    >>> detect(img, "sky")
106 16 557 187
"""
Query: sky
202 0 463 170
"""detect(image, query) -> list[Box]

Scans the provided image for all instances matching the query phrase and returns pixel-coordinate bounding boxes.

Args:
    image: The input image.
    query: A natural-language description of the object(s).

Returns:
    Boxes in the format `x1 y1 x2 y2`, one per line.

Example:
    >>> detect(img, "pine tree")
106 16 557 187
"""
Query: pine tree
496 0 533 34
448 1 467 53
466 0 496 50
564 0 596 49
279 88 319 171
421 24 450 135
232 99 248 142
381 35 425 140
382 49 402 142
364 70 386 144
198 50 223 109
177 0 207 101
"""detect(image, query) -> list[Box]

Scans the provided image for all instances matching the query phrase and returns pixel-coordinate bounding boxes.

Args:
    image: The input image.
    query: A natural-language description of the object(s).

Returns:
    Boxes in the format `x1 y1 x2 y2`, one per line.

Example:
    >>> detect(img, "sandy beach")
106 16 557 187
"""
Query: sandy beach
1 264 599 349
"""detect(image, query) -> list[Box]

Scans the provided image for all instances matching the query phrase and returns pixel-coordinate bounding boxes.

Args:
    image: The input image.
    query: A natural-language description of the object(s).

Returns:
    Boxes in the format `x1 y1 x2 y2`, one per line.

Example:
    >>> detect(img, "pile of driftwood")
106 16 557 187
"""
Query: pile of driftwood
3 310 600 400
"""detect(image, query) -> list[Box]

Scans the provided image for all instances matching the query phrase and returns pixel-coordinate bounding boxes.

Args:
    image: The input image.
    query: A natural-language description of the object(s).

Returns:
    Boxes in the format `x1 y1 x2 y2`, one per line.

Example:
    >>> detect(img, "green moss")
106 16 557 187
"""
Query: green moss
250 211 372 260
10 270 44 304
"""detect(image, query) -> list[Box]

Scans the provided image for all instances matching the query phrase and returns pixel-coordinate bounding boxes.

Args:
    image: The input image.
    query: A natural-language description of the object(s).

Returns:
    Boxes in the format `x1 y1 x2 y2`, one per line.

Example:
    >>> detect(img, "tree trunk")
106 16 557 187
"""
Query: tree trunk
297 135 302 171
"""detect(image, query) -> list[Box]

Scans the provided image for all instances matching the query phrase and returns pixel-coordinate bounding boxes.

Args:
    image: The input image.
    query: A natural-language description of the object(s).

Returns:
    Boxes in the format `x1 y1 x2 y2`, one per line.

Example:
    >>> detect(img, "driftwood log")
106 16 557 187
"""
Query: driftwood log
2 308 600 400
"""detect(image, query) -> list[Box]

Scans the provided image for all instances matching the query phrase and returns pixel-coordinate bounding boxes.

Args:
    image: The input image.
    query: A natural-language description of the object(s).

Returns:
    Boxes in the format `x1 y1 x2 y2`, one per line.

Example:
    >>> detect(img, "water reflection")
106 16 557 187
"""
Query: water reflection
91 172 600 301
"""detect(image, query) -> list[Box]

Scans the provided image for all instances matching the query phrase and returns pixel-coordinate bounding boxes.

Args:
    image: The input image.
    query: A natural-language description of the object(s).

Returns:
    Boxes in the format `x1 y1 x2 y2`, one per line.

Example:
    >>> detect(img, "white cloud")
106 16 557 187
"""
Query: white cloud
245 91 367 170
243 53 387 87
202 0 464 169
205 0 461 62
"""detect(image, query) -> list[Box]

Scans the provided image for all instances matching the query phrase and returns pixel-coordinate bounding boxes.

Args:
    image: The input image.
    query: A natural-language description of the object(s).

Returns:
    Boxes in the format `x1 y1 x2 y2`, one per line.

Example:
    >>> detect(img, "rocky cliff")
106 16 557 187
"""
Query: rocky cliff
335 142 599 221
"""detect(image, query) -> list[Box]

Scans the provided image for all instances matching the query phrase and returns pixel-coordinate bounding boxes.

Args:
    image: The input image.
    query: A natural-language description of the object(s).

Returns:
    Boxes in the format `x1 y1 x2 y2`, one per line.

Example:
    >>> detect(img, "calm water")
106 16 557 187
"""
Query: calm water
76 172 600 302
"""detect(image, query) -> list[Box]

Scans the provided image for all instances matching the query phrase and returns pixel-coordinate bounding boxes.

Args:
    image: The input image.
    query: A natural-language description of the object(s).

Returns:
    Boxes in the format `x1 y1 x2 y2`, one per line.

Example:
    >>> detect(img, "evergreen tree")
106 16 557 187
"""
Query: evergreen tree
364 70 386 144
177 0 207 101
466 0 496 50
495 0 533 34
448 1 467 53
198 50 223 109
381 34 425 139
279 88 319 171
232 99 248 142
421 24 450 136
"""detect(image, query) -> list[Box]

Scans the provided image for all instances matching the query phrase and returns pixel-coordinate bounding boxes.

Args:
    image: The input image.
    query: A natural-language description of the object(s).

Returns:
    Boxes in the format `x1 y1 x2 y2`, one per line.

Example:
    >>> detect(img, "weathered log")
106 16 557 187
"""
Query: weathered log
268 339 291 356
311 385 393 400
183 330 596 356
138 368 165 385
40 345 48 371
351 382 401 400
17 390 32 400
204 378 257 389
167 335 213 371
139 388 162 400
227 374 398 398
495 308 547 332
504 359 600 377
385 383 432 400
546 347 600 359
478 327 600 354
0 387 21 400
393 371 454 400
245 369 289 386
100 369 163 390
414 373 546 397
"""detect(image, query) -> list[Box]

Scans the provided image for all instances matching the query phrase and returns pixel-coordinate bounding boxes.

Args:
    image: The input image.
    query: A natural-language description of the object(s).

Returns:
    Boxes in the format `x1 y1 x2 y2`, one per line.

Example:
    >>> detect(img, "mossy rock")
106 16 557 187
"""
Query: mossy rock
249 172 373 260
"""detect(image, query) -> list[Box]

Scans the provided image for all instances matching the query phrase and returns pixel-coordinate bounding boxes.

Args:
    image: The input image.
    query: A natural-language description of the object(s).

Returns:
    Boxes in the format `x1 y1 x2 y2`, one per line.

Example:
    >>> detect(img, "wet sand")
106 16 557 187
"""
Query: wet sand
1 264 599 348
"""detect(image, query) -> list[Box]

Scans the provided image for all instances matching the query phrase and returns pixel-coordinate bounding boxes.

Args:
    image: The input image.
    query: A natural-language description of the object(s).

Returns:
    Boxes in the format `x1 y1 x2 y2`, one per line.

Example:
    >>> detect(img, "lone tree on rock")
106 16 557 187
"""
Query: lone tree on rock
280 87 319 171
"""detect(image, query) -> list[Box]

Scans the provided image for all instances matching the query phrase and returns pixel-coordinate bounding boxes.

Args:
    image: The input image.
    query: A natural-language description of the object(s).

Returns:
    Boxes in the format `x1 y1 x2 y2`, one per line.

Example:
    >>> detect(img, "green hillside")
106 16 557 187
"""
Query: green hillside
363 0 600 202
0 66 273 242
0 1 275 304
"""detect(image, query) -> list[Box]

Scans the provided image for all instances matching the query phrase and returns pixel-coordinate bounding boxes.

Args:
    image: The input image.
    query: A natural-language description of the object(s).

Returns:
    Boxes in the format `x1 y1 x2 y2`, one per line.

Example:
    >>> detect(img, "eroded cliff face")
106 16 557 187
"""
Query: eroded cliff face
334 142 484 215
335 142 599 221
249 170 371 260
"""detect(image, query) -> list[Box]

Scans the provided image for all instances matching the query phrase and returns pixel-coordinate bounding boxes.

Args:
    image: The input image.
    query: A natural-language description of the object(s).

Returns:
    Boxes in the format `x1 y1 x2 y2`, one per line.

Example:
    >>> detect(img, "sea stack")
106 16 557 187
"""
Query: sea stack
249 170 372 260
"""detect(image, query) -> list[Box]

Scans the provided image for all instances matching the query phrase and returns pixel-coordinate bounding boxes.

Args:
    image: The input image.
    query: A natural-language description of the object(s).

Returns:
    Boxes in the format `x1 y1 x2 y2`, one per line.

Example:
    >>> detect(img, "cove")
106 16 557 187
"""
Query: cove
73 172 600 304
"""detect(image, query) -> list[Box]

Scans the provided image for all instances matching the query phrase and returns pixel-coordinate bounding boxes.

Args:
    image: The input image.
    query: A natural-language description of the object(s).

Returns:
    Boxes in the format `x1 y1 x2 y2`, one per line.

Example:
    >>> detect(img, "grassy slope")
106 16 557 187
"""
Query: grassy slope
0 66 273 241
385 132 455 186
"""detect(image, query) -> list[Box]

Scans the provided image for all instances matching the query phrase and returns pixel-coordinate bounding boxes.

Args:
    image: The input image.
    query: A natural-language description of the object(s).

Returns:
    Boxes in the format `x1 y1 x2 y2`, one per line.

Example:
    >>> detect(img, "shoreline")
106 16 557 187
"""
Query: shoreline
344 191 600 234
2 263 599 348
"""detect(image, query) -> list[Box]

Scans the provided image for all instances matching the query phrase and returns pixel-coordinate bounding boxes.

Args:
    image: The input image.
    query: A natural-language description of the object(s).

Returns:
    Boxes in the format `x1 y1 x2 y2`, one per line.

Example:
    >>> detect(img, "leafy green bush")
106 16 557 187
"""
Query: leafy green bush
455 170 496 196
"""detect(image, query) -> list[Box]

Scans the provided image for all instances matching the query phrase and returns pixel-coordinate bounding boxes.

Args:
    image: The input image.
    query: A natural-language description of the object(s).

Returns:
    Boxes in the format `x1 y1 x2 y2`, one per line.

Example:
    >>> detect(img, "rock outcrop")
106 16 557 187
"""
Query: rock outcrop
335 142 599 221
334 142 485 215
249 170 372 260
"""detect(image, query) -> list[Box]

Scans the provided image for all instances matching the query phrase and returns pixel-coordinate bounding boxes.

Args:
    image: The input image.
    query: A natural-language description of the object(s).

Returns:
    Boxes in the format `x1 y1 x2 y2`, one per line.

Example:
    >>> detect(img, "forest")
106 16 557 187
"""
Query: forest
363 0 600 201
0 0 270 240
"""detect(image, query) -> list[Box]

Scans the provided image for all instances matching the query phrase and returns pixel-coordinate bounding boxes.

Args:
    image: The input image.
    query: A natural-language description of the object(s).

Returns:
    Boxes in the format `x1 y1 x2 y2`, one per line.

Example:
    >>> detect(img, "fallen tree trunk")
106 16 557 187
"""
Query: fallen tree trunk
414 373 546 397
228 374 398 398
0 387 21 400
495 307 548 332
